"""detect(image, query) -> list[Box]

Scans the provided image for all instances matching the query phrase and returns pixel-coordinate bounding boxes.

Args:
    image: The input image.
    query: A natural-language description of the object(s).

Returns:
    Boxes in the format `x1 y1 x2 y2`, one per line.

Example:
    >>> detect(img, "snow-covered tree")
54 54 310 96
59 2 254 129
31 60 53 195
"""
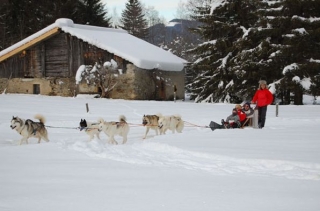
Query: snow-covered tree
187 0 320 105
273 0 320 105
174 0 190 20
237 0 320 105
188 0 261 103
143 5 162 27
75 60 118 98
110 7 121 28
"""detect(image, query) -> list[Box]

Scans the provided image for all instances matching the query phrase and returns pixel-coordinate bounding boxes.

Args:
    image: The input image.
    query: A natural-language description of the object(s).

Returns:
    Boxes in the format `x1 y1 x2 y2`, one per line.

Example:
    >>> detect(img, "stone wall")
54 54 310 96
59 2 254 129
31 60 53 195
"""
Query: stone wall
108 64 185 100
0 78 75 96
0 78 8 93
108 64 142 100
78 82 99 93
0 64 185 100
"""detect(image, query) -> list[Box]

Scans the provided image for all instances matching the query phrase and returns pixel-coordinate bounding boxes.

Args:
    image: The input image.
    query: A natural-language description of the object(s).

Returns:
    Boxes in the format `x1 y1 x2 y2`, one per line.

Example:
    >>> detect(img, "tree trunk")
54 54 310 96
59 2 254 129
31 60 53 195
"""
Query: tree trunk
100 85 107 98
284 89 291 105
294 86 303 105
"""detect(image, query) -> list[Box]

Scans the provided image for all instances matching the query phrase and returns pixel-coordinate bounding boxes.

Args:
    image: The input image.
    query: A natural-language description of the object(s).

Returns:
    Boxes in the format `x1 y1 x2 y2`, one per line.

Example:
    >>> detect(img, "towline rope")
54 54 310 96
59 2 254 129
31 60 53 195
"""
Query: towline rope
45 125 80 130
127 123 157 127
183 121 210 128
45 121 210 130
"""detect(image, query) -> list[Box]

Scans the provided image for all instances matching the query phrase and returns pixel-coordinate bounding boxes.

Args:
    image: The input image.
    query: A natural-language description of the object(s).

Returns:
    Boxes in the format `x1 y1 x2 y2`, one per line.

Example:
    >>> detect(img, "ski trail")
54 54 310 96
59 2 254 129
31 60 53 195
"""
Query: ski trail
52 101 320 181
64 139 320 181
117 101 143 118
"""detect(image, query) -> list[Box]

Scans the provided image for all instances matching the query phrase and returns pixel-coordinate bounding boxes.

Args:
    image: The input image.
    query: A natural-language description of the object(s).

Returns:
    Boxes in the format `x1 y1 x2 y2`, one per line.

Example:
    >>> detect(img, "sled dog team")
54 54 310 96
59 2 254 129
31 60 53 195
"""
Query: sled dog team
10 113 184 145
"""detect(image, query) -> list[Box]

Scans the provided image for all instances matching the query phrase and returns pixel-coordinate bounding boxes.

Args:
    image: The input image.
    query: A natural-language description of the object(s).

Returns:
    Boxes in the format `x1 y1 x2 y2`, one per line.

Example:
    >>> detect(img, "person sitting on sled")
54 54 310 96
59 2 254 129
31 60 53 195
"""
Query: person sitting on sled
241 102 254 127
209 106 247 130
235 104 247 125
221 108 242 129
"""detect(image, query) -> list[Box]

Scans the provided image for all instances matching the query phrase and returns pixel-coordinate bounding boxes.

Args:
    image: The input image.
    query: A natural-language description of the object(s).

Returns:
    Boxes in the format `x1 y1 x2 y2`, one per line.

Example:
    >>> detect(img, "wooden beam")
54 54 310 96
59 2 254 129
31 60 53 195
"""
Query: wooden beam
68 35 73 77
41 43 46 77
0 27 60 63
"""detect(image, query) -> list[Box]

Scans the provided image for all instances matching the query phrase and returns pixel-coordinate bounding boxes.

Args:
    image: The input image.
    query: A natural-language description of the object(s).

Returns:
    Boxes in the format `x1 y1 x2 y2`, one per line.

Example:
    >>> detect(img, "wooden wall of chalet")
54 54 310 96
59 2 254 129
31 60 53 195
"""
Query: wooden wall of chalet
44 34 69 77
0 32 130 80
79 39 129 73
0 31 184 99
0 53 24 78
0 33 69 78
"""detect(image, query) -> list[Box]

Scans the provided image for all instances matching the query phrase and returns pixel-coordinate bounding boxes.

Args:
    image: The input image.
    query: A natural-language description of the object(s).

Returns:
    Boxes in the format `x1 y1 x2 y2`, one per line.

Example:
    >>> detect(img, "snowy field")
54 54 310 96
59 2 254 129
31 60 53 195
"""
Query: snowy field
0 94 320 211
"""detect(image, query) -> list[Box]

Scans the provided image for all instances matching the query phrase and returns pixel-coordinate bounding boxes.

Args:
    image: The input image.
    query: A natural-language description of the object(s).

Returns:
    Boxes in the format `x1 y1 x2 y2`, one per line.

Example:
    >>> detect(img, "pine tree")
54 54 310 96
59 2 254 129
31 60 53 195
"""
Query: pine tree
47 0 81 24
187 0 320 105
0 0 87 50
253 0 320 105
229 0 285 101
0 0 9 50
187 0 261 103
120 0 148 39
1 0 36 46
277 0 320 105
77 0 111 27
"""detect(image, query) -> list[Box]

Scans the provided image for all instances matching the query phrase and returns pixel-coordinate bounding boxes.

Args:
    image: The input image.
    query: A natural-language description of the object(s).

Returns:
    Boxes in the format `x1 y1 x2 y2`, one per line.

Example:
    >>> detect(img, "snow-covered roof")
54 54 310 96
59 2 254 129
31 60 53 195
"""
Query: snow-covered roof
0 18 187 71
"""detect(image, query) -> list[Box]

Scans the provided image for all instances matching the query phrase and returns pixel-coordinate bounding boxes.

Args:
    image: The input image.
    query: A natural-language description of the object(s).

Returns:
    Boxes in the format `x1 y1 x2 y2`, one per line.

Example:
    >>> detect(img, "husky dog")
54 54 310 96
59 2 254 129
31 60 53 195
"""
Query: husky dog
158 115 184 135
10 114 49 145
98 115 129 144
79 119 101 141
142 114 160 139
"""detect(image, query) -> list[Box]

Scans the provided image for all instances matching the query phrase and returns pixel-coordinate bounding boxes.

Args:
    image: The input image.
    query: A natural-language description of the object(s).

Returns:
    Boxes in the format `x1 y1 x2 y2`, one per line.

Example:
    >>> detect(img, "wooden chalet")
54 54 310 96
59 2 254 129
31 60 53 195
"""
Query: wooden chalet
0 19 186 100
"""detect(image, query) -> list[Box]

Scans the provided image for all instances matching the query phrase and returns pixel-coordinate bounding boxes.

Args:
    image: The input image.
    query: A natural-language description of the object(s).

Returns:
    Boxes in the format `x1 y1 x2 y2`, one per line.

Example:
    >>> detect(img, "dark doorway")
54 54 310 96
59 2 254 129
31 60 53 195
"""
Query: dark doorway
33 84 40 94
159 79 166 100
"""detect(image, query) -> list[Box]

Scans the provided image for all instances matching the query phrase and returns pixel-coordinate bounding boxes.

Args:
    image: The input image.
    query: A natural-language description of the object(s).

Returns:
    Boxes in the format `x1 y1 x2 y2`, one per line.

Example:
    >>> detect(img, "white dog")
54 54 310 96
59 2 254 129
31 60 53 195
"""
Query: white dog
10 114 49 145
158 115 184 135
98 115 129 144
79 119 101 141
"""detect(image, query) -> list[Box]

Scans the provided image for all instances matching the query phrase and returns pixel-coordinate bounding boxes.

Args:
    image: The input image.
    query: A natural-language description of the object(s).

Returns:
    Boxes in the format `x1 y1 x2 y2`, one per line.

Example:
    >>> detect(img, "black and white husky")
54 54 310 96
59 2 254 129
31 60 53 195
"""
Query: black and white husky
10 114 49 145
79 119 101 141
98 115 129 145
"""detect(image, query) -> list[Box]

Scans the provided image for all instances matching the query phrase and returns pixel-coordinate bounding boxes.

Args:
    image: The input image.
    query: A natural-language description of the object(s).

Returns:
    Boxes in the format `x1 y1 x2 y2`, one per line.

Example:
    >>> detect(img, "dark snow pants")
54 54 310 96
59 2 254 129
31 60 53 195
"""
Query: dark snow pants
258 106 267 128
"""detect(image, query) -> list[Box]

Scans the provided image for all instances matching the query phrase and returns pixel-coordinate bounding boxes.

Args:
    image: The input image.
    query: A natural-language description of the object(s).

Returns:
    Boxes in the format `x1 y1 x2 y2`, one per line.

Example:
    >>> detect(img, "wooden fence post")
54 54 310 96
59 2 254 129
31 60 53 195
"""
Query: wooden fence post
86 103 89 113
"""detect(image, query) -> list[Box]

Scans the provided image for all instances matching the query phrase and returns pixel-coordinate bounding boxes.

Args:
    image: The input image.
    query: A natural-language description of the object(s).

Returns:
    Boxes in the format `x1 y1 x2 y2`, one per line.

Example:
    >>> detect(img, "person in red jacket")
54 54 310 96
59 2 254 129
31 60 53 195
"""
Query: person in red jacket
235 104 247 125
251 80 273 128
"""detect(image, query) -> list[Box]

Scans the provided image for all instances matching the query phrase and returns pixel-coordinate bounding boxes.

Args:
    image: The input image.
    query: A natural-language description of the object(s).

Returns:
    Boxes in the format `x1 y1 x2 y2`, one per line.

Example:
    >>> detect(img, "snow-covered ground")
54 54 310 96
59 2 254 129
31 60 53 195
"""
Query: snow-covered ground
0 94 320 211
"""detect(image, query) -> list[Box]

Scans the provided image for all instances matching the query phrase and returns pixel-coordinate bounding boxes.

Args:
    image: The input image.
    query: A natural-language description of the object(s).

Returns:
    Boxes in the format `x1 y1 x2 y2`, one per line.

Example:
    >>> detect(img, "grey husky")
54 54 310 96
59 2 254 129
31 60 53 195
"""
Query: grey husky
142 114 160 139
10 114 49 145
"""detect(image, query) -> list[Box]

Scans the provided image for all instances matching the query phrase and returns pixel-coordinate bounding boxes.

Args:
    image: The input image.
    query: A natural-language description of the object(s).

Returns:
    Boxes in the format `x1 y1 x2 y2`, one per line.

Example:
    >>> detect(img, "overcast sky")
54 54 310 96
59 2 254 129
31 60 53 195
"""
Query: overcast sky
102 0 187 22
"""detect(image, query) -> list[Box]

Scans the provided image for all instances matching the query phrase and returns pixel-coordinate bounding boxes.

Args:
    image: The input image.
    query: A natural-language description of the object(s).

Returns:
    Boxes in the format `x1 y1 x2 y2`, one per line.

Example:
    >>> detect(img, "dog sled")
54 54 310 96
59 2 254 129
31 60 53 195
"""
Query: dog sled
209 109 259 131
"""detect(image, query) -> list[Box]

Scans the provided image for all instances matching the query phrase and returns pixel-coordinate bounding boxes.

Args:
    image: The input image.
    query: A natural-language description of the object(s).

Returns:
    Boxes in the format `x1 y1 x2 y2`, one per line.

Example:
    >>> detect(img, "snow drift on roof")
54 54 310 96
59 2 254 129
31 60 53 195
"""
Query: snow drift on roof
0 18 187 72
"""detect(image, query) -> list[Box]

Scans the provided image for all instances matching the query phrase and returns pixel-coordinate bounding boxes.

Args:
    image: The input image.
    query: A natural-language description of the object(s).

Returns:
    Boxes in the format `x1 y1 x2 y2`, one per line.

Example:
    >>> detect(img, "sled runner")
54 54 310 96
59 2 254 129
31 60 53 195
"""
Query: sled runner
209 121 223 131
209 121 240 131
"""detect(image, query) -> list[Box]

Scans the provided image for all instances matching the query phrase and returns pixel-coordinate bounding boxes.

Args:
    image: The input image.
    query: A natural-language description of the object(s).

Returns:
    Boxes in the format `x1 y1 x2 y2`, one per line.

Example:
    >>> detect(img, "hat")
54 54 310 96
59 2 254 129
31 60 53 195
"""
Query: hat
244 102 250 107
232 108 237 112
259 80 267 85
